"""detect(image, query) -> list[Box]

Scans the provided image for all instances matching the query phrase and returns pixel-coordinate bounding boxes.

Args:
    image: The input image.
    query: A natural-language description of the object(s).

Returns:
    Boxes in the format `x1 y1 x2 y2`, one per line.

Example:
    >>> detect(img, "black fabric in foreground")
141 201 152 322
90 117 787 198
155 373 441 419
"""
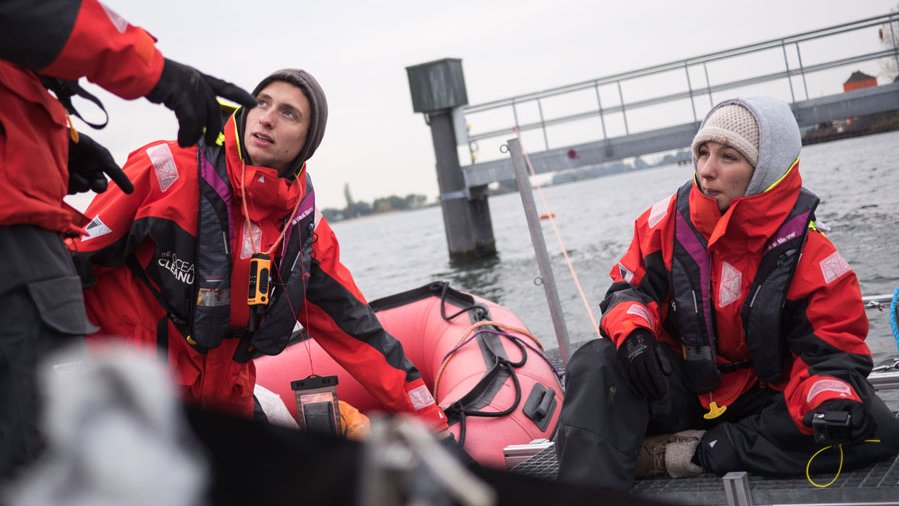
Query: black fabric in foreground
185 405 678 506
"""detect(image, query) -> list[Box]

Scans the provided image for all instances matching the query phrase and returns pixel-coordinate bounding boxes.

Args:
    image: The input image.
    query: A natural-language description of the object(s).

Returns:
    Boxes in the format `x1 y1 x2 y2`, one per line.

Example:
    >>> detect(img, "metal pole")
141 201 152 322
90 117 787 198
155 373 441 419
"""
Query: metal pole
780 40 797 106
722 472 754 506
593 83 608 141
536 98 550 150
890 15 899 76
512 100 520 129
703 63 714 107
508 138 571 366
684 62 698 122
794 42 810 100
616 81 630 135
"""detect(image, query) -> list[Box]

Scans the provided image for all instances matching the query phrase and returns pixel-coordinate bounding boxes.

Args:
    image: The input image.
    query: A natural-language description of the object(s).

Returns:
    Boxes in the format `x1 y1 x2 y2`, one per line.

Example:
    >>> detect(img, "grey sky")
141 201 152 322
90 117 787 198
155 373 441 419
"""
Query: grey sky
65 0 897 210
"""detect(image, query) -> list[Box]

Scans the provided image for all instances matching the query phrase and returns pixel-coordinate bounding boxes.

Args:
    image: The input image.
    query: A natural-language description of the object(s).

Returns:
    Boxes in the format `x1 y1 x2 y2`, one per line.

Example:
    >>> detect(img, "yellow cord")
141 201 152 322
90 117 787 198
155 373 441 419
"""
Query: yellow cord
805 439 880 488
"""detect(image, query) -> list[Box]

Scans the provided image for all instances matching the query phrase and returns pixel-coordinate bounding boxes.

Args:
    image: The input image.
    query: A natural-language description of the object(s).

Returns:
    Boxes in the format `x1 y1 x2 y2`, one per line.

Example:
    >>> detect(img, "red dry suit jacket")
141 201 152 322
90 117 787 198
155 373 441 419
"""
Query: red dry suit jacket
601 164 872 432
0 0 164 235
73 117 448 429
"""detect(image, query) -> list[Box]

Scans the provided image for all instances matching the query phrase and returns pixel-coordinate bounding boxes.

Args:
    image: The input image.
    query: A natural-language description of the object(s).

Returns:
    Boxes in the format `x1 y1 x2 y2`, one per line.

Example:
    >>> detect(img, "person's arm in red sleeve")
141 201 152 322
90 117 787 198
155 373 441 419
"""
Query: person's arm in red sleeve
0 0 255 147
0 0 163 98
782 231 872 433
70 141 168 278
599 194 674 349
298 214 448 431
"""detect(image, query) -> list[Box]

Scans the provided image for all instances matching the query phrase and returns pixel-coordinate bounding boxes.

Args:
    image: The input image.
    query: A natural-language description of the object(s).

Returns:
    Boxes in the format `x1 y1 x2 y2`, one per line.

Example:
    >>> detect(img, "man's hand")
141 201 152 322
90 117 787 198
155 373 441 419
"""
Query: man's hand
617 329 672 400
146 58 256 147
67 132 133 195
803 398 876 444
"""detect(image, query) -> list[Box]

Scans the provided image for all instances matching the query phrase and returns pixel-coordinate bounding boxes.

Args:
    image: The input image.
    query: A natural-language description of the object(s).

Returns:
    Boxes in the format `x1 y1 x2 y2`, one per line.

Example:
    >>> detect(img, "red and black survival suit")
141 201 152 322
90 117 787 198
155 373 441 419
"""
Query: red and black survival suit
555 98 899 490
73 115 448 429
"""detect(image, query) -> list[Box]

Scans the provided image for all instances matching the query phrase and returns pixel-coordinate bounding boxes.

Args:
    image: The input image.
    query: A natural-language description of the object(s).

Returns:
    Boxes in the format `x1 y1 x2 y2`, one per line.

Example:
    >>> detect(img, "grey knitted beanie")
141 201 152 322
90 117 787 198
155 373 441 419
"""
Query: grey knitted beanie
691 104 760 167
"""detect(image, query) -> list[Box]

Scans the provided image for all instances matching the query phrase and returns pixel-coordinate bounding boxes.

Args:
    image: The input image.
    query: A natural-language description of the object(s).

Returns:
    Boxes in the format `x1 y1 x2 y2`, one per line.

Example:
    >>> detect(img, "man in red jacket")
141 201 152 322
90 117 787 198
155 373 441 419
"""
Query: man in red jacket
0 0 255 482
73 69 448 432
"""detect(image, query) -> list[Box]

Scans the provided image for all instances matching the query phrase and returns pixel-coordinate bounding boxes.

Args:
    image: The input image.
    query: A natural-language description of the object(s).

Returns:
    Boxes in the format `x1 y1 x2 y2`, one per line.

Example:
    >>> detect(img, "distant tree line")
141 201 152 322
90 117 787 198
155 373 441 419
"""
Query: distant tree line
321 184 431 222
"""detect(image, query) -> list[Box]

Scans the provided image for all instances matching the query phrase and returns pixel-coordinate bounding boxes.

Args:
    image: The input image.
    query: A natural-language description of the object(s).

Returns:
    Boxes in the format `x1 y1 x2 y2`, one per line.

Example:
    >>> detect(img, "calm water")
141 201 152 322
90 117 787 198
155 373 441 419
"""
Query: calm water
334 131 899 368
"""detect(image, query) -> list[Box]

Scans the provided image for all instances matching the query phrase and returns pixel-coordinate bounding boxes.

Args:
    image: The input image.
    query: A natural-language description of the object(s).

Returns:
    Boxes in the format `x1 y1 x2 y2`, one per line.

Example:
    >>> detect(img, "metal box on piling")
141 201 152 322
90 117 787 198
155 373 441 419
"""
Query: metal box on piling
406 58 468 113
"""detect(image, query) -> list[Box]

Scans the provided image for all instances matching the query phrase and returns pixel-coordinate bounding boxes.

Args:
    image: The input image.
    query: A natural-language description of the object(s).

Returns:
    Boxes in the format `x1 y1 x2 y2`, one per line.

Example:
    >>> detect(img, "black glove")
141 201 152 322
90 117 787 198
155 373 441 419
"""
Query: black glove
67 132 133 195
146 58 256 147
803 398 877 444
617 329 672 400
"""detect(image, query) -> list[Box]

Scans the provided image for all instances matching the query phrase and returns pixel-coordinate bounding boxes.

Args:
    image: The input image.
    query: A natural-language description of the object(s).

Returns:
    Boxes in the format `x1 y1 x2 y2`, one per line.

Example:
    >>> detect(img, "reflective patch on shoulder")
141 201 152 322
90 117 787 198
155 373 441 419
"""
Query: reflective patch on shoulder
718 262 742 307
313 207 323 229
807 379 852 403
625 304 654 329
81 216 112 242
618 262 635 283
146 143 179 192
820 251 851 284
408 385 436 410
100 3 129 33
648 195 673 229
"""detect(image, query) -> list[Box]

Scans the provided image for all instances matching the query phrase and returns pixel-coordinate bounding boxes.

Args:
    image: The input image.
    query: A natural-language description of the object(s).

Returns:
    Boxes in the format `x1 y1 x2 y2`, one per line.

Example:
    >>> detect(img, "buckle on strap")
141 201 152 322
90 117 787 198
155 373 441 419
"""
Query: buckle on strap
718 359 752 373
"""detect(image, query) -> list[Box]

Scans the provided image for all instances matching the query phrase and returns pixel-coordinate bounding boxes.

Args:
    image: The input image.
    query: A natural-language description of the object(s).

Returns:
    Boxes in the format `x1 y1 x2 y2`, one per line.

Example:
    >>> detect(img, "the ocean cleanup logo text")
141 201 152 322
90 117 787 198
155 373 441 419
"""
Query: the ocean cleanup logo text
158 251 195 285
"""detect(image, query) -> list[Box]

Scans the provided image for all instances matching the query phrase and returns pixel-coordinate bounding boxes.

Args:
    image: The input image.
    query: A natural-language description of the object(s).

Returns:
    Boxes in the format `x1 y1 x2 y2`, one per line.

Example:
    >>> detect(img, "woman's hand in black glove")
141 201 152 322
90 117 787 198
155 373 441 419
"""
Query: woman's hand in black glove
617 329 672 400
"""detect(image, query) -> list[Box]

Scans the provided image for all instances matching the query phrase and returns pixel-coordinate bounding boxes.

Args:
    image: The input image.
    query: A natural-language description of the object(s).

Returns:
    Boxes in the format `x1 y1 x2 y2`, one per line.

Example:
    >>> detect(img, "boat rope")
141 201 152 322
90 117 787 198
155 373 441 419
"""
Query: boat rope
437 282 490 322
439 327 563 387
433 320 543 398
438 327 528 447
890 288 899 352
804 439 880 488
513 128 603 339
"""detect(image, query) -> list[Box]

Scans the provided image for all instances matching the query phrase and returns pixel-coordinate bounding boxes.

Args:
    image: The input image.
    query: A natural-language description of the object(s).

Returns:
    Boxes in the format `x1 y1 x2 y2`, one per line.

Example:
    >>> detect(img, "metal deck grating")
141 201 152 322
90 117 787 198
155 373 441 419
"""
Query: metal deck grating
509 444 899 504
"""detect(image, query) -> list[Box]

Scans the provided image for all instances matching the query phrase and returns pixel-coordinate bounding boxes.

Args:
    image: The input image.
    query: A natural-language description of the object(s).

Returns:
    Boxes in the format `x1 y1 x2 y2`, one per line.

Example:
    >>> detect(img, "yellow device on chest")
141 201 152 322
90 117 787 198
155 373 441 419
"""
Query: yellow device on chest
247 253 271 306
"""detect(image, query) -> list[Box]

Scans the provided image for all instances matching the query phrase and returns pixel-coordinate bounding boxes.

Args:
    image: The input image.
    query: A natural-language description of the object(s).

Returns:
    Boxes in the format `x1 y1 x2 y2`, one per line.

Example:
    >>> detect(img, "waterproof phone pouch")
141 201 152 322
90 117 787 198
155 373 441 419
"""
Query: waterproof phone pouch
291 375 340 435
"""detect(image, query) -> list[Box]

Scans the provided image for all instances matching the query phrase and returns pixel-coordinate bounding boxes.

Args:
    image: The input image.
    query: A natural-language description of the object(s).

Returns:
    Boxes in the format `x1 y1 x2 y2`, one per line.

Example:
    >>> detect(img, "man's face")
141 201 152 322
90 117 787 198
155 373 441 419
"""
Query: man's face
243 81 311 172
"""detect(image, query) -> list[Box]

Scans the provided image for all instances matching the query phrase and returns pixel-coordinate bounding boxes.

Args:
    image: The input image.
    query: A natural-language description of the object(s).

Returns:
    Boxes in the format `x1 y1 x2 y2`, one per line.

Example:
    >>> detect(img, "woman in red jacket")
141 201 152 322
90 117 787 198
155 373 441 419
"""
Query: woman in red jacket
555 96 899 490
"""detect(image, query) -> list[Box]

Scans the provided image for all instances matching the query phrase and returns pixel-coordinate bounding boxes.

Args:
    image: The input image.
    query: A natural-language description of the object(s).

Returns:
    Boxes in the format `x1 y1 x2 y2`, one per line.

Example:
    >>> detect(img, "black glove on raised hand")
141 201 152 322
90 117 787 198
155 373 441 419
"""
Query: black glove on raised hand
617 329 672 400
67 132 133 195
146 58 256 147
803 398 877 444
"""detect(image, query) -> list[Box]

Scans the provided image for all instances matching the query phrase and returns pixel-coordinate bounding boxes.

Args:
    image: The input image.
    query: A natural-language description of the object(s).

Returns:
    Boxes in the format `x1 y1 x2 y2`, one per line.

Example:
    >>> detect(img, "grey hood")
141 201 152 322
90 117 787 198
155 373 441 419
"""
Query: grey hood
695 96 801 196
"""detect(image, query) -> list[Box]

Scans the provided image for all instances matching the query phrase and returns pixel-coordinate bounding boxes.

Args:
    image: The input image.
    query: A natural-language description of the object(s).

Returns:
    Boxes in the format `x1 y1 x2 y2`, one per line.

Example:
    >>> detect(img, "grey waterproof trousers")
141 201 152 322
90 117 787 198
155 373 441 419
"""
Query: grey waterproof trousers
0 226 93 484
555 339 899 491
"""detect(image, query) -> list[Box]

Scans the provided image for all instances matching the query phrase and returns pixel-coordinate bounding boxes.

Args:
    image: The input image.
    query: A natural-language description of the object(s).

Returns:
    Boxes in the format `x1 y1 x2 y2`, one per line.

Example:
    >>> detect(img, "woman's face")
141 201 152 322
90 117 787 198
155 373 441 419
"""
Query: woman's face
695 141 755 212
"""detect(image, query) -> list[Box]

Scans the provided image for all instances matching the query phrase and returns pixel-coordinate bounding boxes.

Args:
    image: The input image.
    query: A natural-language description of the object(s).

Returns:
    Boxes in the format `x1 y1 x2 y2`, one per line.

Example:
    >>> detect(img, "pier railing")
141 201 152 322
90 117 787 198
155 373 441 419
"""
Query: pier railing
461 13 899 177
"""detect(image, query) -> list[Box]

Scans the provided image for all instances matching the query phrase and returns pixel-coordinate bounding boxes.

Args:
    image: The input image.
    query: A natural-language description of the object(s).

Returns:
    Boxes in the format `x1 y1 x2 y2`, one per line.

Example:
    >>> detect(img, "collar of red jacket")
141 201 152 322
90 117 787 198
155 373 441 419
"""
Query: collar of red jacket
222 115 306 224
689 159 802 252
